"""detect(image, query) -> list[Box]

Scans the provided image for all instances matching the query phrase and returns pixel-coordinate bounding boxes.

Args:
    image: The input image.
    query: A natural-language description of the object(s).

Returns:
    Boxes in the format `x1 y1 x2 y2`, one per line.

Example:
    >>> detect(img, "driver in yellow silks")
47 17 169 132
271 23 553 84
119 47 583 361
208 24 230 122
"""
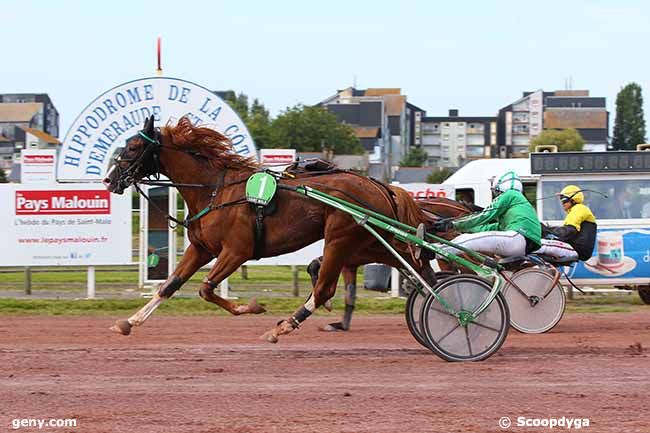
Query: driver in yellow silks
534 185 598 261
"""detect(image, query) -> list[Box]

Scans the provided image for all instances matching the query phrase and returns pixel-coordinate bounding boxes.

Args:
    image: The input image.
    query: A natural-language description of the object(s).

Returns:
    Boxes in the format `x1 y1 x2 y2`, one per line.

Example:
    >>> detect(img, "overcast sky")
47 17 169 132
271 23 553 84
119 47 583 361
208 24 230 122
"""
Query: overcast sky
2 0 649 136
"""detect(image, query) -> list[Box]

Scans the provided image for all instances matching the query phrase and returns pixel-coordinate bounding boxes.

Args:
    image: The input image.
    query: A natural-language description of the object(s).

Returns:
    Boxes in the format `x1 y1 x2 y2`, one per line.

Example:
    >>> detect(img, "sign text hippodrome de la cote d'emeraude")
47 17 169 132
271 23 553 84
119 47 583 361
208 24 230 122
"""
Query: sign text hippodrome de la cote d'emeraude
57 77 257 181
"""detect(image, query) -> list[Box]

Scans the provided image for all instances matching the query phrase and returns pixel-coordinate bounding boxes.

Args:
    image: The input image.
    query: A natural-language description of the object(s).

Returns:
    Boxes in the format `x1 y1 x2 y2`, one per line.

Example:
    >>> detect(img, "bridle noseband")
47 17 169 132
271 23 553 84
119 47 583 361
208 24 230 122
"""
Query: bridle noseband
112 130 163 191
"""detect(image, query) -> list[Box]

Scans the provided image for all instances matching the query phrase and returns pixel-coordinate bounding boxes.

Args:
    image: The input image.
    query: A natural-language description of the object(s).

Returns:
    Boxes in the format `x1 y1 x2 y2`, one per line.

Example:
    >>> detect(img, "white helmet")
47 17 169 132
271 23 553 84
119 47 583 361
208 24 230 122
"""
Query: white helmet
491 171 523 196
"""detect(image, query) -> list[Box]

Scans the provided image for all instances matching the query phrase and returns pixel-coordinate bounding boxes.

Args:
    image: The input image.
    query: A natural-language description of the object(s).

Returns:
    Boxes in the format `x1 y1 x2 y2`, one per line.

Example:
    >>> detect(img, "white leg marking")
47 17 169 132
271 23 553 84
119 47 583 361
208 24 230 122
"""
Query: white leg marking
305 293 316 312
128 295 164 326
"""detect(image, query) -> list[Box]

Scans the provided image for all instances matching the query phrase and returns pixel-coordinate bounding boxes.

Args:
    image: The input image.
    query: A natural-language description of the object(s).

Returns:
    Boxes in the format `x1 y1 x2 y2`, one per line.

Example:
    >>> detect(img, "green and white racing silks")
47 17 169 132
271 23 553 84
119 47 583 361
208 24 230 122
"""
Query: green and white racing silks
453 189 541 249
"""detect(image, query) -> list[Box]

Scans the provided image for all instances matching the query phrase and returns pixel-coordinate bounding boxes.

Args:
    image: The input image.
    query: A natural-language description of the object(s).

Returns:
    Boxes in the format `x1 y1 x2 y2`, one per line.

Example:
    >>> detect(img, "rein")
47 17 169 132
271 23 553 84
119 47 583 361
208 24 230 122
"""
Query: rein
135 181 249 229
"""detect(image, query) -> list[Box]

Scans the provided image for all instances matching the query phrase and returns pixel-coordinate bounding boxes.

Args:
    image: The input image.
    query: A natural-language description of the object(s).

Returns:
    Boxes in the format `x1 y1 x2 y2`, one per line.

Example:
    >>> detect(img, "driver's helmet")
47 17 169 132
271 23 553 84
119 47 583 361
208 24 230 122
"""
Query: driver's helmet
491 171 523 197
560 184 584 204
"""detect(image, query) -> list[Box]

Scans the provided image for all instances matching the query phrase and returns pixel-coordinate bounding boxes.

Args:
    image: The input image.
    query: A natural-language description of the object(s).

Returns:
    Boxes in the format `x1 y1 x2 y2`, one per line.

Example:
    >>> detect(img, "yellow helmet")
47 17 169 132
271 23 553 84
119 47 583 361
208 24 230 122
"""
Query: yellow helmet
560 185 584 204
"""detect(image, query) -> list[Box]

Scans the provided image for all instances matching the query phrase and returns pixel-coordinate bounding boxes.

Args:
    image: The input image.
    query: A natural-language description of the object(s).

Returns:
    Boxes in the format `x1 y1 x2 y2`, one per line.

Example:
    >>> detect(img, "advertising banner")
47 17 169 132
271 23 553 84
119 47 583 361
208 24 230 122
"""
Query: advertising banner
21 149 57 184
0 184 132 266
564 228 650 281
260 149 296 172
394 183 456 200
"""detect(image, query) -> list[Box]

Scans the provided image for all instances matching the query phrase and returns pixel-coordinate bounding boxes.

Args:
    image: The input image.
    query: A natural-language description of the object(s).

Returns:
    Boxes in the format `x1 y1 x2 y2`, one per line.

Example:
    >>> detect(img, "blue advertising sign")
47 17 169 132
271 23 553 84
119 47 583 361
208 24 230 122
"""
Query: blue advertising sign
565 228 650 280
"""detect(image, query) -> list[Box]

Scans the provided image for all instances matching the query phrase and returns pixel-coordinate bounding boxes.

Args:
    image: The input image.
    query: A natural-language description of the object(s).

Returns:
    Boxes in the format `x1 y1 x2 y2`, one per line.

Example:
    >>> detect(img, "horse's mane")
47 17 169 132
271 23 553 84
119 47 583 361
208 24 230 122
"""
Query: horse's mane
163 117 260 170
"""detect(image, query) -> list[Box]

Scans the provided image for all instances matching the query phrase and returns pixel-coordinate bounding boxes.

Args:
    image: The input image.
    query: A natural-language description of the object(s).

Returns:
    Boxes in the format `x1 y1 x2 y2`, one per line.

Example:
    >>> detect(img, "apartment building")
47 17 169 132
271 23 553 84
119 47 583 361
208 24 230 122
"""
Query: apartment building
497 90 608 157
420 109 496 168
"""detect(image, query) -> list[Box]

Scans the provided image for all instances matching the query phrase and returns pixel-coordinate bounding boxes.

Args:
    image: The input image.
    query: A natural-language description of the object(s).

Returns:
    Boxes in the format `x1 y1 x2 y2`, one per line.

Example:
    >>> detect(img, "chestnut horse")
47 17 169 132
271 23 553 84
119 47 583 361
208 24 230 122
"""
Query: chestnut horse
104 116 435 342
311 196 474 331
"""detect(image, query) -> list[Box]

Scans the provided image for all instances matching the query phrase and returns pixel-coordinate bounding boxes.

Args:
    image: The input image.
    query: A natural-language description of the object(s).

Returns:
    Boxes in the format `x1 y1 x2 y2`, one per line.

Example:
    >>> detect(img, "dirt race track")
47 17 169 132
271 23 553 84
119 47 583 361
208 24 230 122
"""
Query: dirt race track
1 312 649 433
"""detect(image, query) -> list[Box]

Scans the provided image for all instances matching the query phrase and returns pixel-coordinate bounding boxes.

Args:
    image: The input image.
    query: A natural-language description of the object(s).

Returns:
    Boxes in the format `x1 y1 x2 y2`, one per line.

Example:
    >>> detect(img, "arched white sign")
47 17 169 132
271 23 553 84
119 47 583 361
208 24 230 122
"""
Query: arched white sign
57 77 256 181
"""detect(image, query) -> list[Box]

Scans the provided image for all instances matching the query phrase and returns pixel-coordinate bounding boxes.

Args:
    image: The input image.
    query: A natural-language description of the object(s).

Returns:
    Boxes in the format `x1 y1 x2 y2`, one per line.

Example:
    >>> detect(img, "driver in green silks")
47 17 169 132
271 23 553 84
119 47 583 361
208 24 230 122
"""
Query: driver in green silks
432 171 541 257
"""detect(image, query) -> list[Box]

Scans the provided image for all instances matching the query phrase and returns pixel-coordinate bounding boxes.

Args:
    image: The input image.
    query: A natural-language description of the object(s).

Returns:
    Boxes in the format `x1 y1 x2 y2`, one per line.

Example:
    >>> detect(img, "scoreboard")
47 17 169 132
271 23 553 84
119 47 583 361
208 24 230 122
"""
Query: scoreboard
531 151 650 174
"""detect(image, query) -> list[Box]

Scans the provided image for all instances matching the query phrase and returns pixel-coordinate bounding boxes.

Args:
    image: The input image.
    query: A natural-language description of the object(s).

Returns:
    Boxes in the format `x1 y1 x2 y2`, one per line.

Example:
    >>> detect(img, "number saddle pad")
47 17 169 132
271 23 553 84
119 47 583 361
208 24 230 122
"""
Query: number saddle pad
246 172 278 206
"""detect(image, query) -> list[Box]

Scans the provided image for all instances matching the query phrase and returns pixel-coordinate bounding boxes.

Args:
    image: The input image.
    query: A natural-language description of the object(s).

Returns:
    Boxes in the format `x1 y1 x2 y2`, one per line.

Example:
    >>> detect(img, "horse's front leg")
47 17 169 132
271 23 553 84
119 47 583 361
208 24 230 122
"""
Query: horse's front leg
198 250 265 315
111 243 214 335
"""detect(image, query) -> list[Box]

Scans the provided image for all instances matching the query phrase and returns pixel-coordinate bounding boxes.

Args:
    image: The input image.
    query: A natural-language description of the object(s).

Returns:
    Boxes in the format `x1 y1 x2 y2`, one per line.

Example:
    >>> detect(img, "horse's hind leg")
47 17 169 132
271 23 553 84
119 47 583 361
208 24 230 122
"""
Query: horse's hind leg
199 250 265 315
320 266 357 332
262 236 370 343
306 256 333 312
111 243 213 335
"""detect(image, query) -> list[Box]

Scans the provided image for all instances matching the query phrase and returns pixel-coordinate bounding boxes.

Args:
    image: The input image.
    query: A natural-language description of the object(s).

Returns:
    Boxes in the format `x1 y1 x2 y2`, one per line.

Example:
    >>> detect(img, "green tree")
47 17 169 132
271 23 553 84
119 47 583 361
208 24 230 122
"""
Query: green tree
0 167 7 183
267 104 363 154
247 98 272 149
221 91 272 148
426 167 454 184
399 147 428 167
528 128 585 153
222 91 250 121
612 82 647 150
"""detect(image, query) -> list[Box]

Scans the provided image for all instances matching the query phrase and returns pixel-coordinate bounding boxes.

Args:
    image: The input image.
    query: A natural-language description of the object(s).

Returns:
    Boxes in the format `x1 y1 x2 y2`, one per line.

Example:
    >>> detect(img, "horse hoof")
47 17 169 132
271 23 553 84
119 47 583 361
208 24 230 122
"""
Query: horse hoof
110 319 132 336
248 298 266 314
260 331 278 343
319 322 347 332
323 299 333 312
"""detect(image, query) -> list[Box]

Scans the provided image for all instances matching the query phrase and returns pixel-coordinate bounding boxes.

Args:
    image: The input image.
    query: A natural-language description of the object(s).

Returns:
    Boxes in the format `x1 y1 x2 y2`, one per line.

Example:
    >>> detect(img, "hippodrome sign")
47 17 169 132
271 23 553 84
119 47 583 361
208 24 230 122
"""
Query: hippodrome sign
57 77 257 181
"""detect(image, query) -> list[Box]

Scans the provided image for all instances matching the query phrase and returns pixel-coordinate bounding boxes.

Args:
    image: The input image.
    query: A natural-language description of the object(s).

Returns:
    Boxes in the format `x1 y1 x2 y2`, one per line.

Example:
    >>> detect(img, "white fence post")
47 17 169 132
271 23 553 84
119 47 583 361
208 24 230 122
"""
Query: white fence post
87 266 96 299
391 268 400 298
220 277 229 299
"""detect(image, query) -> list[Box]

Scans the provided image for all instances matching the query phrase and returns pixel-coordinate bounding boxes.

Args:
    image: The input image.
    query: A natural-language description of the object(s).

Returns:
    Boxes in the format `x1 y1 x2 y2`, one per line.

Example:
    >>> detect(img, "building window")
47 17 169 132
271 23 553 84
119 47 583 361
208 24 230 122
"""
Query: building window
513 112 529 122
442 134 449 140
513 124 529 134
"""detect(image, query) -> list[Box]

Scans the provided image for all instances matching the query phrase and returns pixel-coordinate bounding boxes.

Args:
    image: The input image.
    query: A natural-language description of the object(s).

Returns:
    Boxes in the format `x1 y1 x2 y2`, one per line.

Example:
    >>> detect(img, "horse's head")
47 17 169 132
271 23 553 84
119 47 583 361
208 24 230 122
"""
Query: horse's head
103 116 161 194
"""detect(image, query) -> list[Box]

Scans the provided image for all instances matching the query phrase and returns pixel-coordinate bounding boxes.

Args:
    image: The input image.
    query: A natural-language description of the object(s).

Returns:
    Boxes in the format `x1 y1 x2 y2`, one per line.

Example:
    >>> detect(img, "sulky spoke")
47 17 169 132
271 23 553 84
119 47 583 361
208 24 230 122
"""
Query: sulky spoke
428 303 457 318
464 326 473 356
471 320 501 333
437 323 461 344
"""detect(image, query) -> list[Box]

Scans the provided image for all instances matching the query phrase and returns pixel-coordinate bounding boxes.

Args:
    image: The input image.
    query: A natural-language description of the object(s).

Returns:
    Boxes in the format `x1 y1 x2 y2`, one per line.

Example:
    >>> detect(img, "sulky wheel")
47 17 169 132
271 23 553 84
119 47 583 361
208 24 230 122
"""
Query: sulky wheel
503 267 566 334
404 271 460 349
420 275 509 362
405 288 430 349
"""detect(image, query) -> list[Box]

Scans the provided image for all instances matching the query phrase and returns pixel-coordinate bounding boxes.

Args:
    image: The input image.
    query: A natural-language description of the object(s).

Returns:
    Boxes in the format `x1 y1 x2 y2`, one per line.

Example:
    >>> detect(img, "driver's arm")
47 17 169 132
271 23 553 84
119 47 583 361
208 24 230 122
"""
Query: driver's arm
453 191 512 233
551 225 579 242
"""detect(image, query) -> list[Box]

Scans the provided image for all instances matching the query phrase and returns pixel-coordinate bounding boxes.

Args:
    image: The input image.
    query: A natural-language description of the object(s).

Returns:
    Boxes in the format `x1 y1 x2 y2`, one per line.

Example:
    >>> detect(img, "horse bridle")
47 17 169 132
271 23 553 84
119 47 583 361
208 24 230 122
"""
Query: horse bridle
110 130 163 192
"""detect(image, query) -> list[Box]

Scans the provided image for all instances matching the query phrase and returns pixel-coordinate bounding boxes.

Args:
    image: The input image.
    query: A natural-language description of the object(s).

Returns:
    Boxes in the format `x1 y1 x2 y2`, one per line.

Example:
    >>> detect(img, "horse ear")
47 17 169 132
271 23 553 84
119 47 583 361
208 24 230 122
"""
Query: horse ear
178 116 191 128
144 115 155 136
